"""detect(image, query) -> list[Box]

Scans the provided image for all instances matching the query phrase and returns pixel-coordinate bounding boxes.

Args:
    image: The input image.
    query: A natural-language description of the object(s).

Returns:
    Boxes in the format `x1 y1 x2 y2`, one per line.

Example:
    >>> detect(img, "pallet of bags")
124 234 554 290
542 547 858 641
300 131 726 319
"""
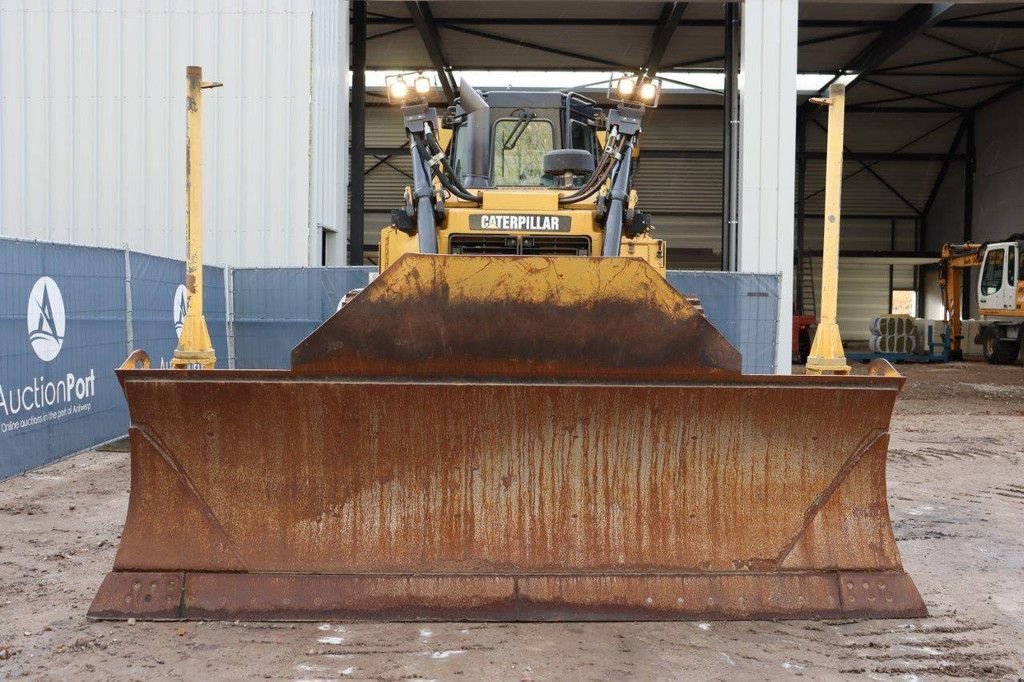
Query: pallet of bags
868 314 918 354
961 319 984 357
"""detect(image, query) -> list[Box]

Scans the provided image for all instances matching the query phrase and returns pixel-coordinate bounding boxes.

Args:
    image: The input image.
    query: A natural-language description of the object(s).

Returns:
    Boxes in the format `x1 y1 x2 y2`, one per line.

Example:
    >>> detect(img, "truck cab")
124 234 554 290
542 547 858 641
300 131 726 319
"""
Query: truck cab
978 240 1024 314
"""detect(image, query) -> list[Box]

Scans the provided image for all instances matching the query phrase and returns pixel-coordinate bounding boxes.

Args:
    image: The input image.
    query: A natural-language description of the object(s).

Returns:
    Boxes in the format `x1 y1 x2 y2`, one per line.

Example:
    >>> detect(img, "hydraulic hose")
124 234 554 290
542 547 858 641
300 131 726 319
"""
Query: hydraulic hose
601 138 635 257
408 134 439 254
413 133 481 204
420 132 483 204
559 137 628 204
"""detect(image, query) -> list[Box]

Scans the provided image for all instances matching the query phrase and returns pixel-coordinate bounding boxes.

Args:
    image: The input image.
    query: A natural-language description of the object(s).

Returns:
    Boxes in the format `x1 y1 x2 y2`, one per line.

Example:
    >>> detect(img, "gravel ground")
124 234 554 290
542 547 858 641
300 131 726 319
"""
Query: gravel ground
1 362 1022 681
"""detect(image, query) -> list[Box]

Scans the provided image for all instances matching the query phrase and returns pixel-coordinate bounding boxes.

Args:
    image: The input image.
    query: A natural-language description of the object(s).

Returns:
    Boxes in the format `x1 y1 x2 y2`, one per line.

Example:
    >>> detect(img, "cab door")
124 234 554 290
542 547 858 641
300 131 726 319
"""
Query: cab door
978 244 1015 310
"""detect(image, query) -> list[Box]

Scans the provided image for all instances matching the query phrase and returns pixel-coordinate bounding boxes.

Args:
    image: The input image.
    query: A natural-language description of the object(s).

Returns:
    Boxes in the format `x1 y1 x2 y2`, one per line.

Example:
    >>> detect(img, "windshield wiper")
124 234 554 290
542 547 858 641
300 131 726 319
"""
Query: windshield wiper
503 111 536 151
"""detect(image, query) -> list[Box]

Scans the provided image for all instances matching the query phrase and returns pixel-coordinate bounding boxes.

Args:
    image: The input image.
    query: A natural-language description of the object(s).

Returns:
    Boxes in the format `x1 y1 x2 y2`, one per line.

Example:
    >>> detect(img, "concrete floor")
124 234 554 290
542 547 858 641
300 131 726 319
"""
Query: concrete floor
1 362 1022 681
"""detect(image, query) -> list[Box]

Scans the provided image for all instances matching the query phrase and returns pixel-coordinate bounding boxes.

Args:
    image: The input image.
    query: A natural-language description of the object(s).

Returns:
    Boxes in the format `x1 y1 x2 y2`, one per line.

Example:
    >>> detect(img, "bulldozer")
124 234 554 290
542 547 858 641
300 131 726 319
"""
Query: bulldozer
89 73 925 621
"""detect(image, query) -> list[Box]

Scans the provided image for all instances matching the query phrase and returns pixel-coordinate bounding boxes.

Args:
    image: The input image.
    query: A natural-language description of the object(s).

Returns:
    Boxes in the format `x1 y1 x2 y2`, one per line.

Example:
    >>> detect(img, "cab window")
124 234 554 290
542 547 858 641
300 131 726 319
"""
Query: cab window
571 120 597 156
450 124 471 185
492 118 554 186
1011 245 1019 287
981 247 1005 295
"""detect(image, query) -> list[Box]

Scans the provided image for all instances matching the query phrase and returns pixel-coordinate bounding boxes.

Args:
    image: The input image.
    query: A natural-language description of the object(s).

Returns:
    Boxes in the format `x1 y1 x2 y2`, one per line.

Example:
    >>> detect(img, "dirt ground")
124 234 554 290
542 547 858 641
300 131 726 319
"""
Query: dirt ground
1 362 1023 681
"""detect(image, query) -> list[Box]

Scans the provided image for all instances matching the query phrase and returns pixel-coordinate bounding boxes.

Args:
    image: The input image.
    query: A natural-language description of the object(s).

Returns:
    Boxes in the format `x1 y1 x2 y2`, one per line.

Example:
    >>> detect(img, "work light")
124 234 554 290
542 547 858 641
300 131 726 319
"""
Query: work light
609 73 660 107
388 77 408 101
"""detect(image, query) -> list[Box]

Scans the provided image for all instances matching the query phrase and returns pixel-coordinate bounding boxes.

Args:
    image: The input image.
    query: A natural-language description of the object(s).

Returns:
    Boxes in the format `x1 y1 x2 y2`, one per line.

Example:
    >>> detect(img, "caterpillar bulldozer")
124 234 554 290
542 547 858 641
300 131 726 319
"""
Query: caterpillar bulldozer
89 74 925 622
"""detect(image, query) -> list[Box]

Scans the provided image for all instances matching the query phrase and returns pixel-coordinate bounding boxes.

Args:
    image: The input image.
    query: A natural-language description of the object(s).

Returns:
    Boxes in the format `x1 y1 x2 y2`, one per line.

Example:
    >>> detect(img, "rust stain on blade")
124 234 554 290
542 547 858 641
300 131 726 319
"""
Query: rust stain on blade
291 254 741 381
91 367 925 621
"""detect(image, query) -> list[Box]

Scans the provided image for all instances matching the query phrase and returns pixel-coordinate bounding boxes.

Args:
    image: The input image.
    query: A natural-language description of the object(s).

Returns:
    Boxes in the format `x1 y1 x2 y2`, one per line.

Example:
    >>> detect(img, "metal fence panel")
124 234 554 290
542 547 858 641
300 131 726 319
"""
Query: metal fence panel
667 270 780 374
0 239 128 478
232 267 376 369
129 254 228 368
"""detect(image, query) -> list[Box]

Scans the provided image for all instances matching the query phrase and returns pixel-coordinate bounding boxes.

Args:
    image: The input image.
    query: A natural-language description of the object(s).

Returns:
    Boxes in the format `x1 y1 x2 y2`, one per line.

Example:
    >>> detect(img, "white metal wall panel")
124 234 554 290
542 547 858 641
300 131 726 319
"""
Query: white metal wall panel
310 0 349 265
739 0 798 373
0 0 315 267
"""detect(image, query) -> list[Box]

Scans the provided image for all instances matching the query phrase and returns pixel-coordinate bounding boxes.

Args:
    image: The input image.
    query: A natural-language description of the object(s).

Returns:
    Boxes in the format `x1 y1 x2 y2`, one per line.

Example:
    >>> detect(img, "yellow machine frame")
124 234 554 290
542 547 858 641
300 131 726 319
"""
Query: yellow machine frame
379 190 666 275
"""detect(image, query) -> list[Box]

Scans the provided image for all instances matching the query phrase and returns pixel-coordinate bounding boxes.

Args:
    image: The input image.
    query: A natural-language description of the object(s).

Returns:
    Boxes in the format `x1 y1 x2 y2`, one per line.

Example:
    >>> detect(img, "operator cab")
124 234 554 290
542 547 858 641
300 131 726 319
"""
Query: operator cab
978 239 1024 311
446 90 602 189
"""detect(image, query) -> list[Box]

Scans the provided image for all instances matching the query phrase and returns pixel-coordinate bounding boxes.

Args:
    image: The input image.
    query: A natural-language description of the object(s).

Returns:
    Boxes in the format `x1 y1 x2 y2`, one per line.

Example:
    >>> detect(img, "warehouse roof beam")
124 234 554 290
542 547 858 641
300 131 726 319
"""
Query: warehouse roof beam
803 113 962 204
406 2 457 100
642 3 687 75
875 44 1024 75
857 75 961 109
440 24 630 69
921 32 1024 74
815 3 954 98
808 118 922 216
669 25 883 70
855 78 1024 108
367 25 415 42
970 76 1024 112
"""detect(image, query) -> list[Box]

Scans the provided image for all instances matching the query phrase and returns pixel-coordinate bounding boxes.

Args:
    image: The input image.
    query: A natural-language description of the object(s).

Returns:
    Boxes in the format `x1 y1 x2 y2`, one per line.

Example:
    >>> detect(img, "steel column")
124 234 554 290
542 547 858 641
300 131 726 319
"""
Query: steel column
795 113 807 312
962 113 975 319
739 0 798 374
721 1 739 272
172 66 219 370
805 84 851 376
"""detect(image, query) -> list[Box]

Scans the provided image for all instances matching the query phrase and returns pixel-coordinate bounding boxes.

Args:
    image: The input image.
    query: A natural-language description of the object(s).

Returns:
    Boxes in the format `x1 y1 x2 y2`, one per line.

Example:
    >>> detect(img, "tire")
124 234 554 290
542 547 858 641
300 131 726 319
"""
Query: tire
982 332 1019 365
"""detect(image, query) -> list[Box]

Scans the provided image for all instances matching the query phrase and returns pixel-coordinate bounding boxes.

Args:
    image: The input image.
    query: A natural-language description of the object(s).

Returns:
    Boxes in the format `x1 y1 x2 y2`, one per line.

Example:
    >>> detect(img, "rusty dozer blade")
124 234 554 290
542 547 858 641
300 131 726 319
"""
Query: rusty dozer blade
90 255 925 621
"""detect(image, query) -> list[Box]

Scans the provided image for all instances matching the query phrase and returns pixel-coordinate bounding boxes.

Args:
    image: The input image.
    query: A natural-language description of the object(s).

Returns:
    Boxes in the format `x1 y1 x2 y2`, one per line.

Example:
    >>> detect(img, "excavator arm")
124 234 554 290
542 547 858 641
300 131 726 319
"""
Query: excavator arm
939 243 983 357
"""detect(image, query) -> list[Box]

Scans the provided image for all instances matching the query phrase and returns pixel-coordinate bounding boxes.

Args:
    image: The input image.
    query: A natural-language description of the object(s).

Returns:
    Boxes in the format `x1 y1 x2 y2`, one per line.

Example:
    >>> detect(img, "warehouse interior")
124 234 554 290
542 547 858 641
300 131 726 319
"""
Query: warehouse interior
351 2 1024 343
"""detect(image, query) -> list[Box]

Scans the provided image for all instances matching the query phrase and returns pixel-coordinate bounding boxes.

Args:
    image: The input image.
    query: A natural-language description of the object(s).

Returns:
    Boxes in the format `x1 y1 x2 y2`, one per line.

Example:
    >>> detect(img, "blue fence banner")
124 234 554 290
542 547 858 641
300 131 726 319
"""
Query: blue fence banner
232 267 376 369
1 239 128 478
129 253 228 369
666 270 780 374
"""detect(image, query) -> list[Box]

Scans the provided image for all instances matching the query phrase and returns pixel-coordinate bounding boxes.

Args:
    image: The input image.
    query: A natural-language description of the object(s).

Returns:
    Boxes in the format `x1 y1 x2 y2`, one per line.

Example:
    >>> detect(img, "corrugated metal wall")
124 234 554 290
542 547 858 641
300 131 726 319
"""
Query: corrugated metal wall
310 0 349 266
0 0 316 267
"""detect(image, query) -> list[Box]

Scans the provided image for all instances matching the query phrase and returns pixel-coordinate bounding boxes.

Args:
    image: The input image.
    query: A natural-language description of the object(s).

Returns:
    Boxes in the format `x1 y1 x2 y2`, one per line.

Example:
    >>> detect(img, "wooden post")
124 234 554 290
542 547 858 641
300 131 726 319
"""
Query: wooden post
172 66 221 370
806 83 851 375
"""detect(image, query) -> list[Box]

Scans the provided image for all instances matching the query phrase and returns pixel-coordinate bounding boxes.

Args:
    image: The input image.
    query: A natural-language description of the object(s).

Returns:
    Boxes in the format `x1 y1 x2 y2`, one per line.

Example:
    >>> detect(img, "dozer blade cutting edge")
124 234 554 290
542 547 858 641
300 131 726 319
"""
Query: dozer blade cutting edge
90 255 926 622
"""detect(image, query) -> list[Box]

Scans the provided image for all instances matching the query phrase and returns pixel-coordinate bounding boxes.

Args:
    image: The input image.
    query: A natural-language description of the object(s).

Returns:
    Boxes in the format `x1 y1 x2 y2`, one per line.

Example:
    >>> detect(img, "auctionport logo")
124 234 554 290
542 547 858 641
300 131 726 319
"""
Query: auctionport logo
1 276 96 429
174 284 188 339
27 277 66 362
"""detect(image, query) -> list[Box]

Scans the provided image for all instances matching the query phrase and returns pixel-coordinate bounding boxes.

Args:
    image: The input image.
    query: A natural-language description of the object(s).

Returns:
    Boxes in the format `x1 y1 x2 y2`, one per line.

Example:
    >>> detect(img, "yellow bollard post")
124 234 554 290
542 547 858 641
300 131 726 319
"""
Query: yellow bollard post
172 66 221 370
806 83 851 376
